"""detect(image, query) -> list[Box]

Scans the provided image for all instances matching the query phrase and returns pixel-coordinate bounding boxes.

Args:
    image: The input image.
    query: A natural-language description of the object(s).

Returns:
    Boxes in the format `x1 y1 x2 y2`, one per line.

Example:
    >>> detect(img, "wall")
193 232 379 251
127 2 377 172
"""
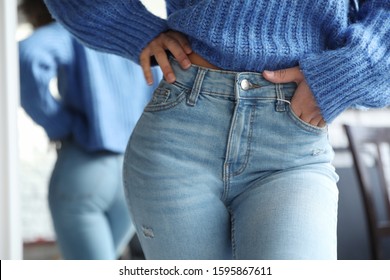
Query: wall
0 0 22 260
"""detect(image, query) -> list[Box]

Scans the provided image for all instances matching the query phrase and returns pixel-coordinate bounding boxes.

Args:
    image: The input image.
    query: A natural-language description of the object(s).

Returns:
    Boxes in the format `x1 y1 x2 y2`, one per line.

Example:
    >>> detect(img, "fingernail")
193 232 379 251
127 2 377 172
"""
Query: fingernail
263 70 274 77
167 73 175 83
183 59 191 68
185 46 192 54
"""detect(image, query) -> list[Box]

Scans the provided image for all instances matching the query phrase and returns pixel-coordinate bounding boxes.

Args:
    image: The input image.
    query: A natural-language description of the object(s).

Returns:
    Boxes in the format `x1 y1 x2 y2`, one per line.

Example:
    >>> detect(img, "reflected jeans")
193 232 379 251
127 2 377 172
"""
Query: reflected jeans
49 140 135 259
123 59 339 260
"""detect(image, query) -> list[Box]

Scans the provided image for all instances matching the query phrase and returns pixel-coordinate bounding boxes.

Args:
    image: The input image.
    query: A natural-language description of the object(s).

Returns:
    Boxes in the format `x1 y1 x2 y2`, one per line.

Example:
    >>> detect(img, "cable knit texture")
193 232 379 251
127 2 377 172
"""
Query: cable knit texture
43 0 390 122
19 23 161 152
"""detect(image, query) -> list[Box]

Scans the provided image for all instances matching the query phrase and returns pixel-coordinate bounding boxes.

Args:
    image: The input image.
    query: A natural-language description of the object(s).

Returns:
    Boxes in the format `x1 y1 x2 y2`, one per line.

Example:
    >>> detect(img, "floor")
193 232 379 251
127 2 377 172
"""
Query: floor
23 235 145 260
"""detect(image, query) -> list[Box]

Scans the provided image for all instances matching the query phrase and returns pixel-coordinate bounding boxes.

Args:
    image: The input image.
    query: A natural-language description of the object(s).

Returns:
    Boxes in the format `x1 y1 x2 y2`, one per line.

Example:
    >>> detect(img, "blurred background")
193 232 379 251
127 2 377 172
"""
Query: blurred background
17 0 166 260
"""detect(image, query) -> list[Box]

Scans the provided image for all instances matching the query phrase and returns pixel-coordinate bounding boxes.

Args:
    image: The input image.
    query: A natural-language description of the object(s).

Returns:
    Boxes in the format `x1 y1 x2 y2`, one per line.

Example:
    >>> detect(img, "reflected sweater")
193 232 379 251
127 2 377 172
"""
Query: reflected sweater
19 23 161 152
43 0 390 122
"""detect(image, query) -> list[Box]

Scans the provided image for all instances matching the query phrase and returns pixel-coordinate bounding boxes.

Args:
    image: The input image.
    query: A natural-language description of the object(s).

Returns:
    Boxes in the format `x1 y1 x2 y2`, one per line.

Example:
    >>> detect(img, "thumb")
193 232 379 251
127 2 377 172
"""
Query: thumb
263 67 302 84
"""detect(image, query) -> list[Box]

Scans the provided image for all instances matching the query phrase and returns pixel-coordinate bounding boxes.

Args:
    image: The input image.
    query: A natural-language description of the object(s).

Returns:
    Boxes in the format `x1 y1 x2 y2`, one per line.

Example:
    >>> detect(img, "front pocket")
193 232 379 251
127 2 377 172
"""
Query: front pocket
151 87 170 104
286 105 328 135
145 81 189 112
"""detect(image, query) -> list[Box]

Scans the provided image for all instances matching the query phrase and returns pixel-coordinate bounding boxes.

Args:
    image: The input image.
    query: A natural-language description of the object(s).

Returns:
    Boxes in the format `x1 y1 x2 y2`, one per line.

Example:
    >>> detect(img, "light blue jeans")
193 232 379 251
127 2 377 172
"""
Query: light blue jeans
49 140 135 259
123 59 339 260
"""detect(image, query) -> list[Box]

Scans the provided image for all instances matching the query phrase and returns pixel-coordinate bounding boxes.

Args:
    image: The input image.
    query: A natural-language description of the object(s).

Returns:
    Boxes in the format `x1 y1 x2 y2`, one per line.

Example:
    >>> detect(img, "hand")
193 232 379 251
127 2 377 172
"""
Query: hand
140 30 192 85
262 67 326 128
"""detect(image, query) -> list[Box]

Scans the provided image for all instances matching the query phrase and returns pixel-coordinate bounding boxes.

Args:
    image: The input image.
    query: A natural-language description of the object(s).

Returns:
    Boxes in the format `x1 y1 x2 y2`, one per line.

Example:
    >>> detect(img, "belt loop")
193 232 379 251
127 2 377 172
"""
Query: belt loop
275 83 286 112
187 68 207 106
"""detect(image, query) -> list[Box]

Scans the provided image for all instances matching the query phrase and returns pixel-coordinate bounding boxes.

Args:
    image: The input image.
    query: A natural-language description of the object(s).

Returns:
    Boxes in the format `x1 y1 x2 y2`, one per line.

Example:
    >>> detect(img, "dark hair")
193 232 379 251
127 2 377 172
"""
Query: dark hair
19 0 54 28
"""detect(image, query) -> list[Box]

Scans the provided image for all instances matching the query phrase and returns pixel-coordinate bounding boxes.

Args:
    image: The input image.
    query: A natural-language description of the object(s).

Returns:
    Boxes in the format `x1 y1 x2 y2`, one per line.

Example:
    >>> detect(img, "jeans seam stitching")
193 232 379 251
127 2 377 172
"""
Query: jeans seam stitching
232 105 256 176
229 206 237 259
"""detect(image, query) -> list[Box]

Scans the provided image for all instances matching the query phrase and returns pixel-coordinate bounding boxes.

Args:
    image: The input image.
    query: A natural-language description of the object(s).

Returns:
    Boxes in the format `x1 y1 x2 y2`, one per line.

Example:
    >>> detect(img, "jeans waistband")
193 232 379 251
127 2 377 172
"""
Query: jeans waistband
170 57 296 100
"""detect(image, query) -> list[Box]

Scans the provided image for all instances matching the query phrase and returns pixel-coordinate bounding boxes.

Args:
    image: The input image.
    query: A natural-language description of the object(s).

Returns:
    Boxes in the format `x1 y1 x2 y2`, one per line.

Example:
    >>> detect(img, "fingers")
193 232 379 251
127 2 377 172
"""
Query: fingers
263 67 303 84
289 78 327 128
298 110 326 127
163 32 192 72
140 31 192 85
292 103 326 127
263 66 327 127
140 49 153 85
168 31 192 55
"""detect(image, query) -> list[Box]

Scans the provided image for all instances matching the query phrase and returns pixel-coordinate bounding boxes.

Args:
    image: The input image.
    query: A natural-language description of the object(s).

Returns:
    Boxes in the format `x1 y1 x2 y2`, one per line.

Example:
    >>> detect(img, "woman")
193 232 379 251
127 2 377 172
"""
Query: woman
43 0 390 259
19 0 161 259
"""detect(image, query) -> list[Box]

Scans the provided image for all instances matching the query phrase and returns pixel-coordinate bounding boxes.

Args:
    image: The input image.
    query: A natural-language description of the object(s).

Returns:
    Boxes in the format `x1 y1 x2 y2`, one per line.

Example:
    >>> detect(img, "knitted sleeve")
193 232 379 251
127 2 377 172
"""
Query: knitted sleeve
19 24 74 140
299 0 390 123
43 0 169 63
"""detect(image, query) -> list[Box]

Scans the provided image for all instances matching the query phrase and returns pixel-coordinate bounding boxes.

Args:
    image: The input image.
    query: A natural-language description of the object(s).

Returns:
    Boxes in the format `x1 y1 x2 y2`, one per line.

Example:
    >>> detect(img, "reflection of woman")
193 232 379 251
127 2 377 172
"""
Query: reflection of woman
19 0 161 259
44 0 389 259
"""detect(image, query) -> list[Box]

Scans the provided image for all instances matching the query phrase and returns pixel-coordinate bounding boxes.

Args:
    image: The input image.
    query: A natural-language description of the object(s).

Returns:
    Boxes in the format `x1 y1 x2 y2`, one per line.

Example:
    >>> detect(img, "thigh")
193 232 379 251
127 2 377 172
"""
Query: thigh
123 82 234 259
106 156 135 257
124 141 232 259
127 180 232 259
231 164 339 260
49 141 119 212
48 141 124 259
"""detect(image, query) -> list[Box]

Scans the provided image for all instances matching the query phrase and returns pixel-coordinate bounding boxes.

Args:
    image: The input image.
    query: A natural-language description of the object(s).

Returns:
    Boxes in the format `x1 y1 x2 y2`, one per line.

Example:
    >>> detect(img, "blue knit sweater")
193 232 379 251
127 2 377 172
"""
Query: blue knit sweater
19 23 161 152
43 0 390 122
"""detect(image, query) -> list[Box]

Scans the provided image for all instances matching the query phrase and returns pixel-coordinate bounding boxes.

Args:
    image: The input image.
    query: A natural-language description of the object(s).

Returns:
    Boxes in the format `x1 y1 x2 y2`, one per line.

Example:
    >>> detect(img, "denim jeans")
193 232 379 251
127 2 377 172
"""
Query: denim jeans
123 59 339 260
49 140 135 259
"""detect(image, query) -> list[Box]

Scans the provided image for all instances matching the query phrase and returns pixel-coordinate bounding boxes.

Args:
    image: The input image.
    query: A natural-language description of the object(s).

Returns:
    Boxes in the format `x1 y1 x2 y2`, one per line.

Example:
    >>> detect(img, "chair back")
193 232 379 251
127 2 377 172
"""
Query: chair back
344 124 390 259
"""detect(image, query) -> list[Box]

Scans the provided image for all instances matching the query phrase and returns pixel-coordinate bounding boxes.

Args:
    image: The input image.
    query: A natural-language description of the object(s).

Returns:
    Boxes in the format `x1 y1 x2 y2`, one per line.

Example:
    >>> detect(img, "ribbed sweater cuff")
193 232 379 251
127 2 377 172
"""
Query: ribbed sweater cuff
44 0 169 62
299 48 367 123
300 4 390 123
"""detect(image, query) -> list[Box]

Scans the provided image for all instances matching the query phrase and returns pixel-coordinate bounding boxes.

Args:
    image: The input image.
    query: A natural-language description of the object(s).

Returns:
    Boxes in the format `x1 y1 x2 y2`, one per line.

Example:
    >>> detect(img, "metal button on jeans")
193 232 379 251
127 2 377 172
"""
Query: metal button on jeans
240 79 251 90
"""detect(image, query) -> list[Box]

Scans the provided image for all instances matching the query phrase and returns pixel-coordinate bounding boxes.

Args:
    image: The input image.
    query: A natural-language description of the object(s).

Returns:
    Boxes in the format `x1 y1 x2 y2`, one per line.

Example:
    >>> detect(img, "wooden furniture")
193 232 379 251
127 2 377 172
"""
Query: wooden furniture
344 124 390 259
